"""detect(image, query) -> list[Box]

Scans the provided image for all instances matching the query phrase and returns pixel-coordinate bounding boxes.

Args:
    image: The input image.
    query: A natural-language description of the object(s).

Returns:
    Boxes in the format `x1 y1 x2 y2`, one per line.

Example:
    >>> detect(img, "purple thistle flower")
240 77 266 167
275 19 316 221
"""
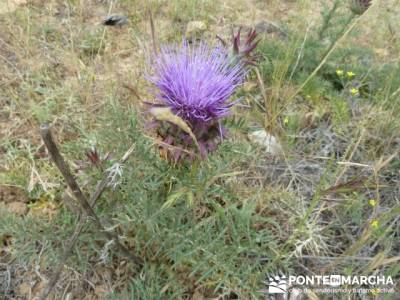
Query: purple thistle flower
146 41 246 162
148 42 245 124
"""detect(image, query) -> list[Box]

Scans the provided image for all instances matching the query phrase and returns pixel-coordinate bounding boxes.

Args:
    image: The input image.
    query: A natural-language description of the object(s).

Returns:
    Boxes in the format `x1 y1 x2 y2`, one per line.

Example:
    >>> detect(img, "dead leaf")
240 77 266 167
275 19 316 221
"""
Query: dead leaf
150 107 200 153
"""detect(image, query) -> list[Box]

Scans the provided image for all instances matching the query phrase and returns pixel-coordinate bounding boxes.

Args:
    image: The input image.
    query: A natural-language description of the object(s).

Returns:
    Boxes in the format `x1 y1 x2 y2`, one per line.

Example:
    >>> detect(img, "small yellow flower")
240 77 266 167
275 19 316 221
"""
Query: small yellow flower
336 69 344 76
283 117 289 125
369 199 377 207
350 88 359 95
371 220 379 229
347 71 356 78
371 288 380 296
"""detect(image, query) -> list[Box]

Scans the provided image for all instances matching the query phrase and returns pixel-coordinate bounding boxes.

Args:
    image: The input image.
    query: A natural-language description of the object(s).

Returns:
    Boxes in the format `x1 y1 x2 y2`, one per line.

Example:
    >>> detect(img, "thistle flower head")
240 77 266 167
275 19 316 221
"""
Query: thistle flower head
350 0 372 15
148 42 245 124
147 41 246 161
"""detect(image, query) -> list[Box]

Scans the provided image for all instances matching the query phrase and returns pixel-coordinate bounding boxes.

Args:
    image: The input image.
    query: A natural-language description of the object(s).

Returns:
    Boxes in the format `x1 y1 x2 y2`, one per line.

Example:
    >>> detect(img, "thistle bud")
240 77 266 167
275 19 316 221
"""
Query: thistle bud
217 27 260 66
350 0 372 15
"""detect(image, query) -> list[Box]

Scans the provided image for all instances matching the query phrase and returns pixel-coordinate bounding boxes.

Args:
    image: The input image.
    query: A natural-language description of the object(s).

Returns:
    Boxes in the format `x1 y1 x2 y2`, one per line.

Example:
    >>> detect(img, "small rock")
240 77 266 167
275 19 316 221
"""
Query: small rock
7 201 28 216
248 130 284 155
185 21 207 40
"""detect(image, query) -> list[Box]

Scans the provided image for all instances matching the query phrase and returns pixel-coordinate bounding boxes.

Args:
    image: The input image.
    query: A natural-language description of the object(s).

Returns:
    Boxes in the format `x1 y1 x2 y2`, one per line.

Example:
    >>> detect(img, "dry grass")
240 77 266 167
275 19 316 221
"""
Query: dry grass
1 0 399 299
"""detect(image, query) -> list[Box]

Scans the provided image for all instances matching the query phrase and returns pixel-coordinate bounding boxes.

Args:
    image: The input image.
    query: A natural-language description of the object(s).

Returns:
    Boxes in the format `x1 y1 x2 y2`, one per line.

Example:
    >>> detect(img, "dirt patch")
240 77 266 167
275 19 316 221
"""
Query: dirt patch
0 186 29 204
0 186 29 216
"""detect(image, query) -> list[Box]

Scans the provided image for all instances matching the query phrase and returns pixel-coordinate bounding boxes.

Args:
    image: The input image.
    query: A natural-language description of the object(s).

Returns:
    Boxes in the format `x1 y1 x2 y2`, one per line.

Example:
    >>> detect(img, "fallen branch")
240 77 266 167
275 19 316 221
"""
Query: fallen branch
39 124 142 300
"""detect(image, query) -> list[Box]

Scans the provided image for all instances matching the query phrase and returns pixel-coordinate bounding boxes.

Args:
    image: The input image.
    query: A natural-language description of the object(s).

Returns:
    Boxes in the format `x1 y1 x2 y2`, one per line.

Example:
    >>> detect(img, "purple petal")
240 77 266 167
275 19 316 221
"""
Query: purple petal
147 41 245 125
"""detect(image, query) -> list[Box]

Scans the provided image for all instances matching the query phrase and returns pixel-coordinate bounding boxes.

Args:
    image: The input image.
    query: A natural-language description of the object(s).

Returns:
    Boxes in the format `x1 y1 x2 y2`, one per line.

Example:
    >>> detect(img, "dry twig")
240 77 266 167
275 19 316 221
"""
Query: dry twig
39 124 142 300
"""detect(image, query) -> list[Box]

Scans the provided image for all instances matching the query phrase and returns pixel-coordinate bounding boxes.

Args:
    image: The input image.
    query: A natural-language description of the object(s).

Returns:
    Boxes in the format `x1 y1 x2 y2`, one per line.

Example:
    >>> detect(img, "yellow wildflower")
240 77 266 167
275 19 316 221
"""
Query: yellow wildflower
336 69 344 76
371 220 379 229
284 117 289 125
369 199 377 207
350 88 359 95
347 71 356 78
371 288 380 296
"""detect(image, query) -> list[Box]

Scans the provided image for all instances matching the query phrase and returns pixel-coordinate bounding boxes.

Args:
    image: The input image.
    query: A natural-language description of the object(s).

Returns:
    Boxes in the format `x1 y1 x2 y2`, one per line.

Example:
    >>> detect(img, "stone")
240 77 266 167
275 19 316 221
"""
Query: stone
248 130 284 155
